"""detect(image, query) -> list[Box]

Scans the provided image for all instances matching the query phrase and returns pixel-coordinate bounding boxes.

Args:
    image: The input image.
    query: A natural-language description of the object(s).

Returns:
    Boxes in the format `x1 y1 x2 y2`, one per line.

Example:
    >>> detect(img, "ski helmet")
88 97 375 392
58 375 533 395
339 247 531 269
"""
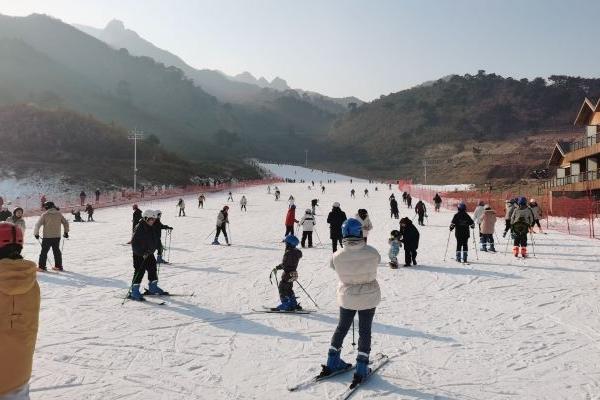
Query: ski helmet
132 204 138 210
0 222 24 248
530 198 536 203
518 197 527 206
342 218 363 238
43 201 56 210
155 210 162 216
390 229 400 237
332 202 340 208
142 209 158 219
284 235 300 247
457 203 467 211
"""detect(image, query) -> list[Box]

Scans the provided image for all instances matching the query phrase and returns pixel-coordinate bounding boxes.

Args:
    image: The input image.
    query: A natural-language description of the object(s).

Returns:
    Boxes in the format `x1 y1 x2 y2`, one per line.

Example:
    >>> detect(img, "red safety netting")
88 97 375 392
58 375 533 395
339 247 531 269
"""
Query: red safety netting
398 180 599 239
12 178 283 218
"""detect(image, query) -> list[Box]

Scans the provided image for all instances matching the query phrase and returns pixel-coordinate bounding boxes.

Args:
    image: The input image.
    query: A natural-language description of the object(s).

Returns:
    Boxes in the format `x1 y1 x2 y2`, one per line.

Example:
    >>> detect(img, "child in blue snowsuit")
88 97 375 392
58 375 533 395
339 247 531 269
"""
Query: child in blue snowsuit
388 230 401 268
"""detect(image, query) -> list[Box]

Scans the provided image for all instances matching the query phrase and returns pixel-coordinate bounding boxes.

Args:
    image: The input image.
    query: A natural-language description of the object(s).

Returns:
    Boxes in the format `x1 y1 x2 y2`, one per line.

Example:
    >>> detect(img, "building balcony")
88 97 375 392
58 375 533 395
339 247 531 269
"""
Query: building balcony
543 169 600 191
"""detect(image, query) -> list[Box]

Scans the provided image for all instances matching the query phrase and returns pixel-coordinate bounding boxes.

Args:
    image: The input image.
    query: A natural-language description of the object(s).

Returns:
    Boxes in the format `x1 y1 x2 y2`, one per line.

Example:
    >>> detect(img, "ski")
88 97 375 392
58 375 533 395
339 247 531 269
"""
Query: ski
335 354 390 400
114 295 167 306
143 290 195 297
288 364 355 392
251 307 315 314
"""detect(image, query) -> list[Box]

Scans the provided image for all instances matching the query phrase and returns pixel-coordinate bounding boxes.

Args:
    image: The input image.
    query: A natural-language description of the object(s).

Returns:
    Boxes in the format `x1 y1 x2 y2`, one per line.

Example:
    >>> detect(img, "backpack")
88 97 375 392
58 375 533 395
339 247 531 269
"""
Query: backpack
512 217 529 235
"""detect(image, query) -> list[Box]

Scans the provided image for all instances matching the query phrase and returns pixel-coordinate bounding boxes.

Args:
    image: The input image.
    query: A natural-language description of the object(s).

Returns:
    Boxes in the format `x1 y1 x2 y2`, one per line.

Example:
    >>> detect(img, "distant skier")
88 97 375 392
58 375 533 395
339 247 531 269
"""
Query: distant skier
528 199 543 234
275 188 281 201
71 209 84 222
321 185 326 194
414 200 426 226
311 199 319 215
198 193 206 208
355 209 373 242
327 202 347 253
299 209 316 248
402 192 408 204
132 204 142 232
95 188 101 203
177 198 186 217
350 189 356 198
85 203 94 222
227 192 234 202
433 193 442 212
390 197 399 219
363 188 369 198
400 217 420 266
129 209 168 300
271 235 303 311
449 203 475 263
388 229 401 268
33 202 69 272
406 194 412 209
79 191 86 206
240 195 248 212
319 218 381 388
284 205 298 237
480 205 497 252
10 207 26 234
154 210 173 264
388 183 392 190
511 197 534 258
213 206 230 246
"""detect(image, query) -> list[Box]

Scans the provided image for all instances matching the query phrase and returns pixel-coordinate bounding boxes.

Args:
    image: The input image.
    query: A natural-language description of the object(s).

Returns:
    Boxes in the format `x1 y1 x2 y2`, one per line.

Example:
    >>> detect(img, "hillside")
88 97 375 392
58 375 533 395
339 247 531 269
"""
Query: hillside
327 72 599 183
0 104 260 187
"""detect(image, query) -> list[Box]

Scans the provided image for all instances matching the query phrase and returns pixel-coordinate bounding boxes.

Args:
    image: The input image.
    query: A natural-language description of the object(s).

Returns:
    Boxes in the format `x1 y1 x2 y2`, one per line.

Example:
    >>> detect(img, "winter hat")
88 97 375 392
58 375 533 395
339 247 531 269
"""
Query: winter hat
13 207 23 215
390 229 400 237
518 197 527 206
332 202 340 208
305 209 312 214
457 203 467 211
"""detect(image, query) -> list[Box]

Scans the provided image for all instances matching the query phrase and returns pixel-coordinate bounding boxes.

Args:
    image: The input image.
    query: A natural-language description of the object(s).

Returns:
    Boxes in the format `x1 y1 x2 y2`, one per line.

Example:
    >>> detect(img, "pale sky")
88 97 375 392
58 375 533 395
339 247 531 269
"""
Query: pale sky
2 0 599 101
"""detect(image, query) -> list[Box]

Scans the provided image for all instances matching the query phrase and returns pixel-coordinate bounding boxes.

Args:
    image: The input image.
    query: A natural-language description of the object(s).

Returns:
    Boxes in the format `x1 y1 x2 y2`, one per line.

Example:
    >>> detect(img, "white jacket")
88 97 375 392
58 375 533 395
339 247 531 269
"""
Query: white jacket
240 197 247 205
330 238 381 310
299 213 316 232
178 200 185 209
355 214 373 237
473 205 485 223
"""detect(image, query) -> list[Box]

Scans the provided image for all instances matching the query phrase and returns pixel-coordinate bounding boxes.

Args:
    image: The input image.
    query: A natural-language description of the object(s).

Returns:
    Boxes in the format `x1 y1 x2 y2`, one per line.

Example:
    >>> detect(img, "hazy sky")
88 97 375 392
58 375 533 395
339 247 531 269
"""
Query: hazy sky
2 0 599 100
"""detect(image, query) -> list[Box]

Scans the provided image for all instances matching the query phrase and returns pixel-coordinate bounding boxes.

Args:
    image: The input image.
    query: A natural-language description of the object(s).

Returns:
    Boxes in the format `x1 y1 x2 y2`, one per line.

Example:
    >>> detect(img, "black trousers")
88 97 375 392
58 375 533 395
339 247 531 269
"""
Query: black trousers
132 254 158 284
241 204 247 211
331 307 376 355
179 208 185 216
301 231 313 247
417 211 425 225
404 248 417 265
39 237 62 268
504 219 511 233
215 224 228 240
456 236 469 252
331 237 343 252
285 225 294 236
513 233 527 247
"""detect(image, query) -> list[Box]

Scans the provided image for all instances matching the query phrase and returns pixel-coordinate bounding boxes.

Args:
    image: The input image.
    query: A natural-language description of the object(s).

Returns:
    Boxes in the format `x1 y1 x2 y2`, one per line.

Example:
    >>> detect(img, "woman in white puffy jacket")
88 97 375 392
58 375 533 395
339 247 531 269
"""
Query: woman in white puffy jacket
355 209 373 242
298 209 315 248
320 218 381 387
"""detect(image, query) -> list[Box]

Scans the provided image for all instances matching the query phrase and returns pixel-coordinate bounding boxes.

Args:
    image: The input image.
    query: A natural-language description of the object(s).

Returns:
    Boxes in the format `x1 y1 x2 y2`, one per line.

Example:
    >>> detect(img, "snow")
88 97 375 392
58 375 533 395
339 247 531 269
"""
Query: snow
411 184 475 192
260 162 368 183
20 164 600 399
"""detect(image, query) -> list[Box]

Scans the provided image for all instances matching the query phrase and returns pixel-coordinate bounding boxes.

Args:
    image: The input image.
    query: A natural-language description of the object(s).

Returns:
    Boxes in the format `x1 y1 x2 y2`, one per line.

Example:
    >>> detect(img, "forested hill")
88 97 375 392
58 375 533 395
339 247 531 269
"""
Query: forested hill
326 72 599 183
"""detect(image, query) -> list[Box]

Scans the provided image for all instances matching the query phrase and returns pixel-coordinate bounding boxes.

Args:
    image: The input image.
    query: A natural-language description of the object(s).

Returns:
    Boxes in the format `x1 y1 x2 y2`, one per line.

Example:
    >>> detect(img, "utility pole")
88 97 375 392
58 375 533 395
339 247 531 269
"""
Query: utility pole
305 149 308 167
423 159 427 185
127 129 144 192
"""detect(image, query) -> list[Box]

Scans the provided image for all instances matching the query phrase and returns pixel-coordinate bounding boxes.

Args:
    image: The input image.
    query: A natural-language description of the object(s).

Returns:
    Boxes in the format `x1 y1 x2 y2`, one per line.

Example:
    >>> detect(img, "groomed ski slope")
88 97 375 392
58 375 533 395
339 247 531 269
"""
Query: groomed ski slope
21 164 600 400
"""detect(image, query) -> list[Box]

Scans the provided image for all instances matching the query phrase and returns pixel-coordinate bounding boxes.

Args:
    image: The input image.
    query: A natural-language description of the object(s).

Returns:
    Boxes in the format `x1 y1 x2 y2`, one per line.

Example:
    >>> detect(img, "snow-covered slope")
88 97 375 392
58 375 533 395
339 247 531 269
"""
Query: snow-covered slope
21 165 600 399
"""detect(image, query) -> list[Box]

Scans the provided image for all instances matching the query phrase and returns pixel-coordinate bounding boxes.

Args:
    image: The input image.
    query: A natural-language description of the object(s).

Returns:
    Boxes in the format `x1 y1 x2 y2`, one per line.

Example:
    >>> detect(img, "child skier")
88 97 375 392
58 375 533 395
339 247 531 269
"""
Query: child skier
311 199 319 215
154 210 173 264
0 222 40 399
177 198 186 217
450 203 475 263
355 209 373 242
284 205 298 237
299 209 316 248
240 195 247 212
400 217 420 266
479 205 497 252
10 207 26 234
271 235 303 311
213 206 230 245
433 193 442 212
71 209 84 222
511 197 534 258
198 193 205 208
227 192 234 202
350 189 356 198
388 230 401 268
502 199 516 237
85 203 94 222
529 198 543 233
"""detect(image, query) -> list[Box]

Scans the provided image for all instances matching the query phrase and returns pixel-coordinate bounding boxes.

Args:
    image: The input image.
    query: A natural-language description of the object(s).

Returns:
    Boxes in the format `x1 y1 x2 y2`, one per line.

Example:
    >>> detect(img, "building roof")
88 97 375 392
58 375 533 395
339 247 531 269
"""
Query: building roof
574 97 600 126
547 141 569 167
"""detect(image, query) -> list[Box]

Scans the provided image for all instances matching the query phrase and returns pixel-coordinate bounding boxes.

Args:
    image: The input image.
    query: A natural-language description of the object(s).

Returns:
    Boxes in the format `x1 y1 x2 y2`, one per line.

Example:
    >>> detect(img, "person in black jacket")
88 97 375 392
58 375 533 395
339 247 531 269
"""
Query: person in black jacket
390 198 399 219
85 204 94 222
400 217 420 266
129 210 168 301
272 235 303 311
406 194 413 209
327 202 347 253
450 203 475 263
414 200 427 226
433 193 442 212
154 210 173 264
132 204 142 232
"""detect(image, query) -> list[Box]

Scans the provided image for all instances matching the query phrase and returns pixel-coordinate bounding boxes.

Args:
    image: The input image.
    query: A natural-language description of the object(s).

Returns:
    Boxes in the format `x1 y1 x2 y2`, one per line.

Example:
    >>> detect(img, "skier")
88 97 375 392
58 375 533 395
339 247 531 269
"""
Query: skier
39 195 46 211
350 189 356 198
390 197 399 219
85 203 94 222
284 205 298 237
502 199 516 237
388 193 396 202
0 222 40 399
33 202 69 271
449 203 475 263
154 210 173 264
321 185 326 194
414 200 427 226
363 188 369 198
299 209 316 248
311 198 319 215
288 195 295 208
529 199 543 233
95 188 100 203
129 209 168 300
433 193 442 212
400 217 420 266
177 198 186 217
198 193 206 208
406 194 412 209
319 218 381 388
511 197 534 258
79 190 86 206
10 207 26 234
388 230 401 269
472 200 485 234
327 202 347 253
227 192 234 202
132 204 142 232
275 188 281 201
71 209 84 222
271 235 303 311
240 195 248 212
213 206 230 246
267 185 271 194
388 183 392 190
480 205 497 252
355 209 373 242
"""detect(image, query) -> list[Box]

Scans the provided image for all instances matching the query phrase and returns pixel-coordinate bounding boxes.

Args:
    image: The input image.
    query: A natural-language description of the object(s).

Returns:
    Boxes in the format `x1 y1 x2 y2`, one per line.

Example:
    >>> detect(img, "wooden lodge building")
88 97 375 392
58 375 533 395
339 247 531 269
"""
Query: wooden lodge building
545 97 600 200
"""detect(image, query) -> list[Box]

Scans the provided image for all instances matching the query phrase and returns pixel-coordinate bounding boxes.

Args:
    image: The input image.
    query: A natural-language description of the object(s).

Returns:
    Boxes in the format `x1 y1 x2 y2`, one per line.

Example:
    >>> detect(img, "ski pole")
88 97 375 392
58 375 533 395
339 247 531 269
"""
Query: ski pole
227 224 233 244
167 230 172 263
314 229 323 246
295 280 319 308
269 268 279 286
205 228 216 240
504 235 511 256
471 227 479 260
351 319 356 349
443 230 451 261
529 231 536 257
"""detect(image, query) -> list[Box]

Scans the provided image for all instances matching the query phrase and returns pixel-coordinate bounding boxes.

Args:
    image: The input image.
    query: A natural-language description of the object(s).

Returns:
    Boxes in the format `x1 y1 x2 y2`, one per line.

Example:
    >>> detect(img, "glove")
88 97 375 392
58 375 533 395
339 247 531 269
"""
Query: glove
449 226 454 231
63 232 69 239
167 227 173 231
34 234 40 240
275 264 283 270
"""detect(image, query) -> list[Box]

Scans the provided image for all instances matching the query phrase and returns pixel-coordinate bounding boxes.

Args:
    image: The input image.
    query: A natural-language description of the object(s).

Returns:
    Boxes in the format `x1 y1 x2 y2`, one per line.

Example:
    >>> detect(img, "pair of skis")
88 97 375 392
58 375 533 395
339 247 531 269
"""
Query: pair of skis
288 353 389 399
251 306 315 314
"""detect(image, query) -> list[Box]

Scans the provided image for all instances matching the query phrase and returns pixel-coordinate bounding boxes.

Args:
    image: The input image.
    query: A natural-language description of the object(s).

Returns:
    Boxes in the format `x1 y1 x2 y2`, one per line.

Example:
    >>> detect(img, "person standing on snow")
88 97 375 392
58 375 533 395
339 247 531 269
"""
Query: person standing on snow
406 194 413 209
284 205 298 237
132 204 142 232
479 205 497 252
33 202 69 272
240 195 248 212
198 193 206 208
311 199 319 215
472 200 485 235
299 209 316 248
10 207 26 234
318 218 381 389
502 199 516 238
400 217 420 266
327 202 347 253
85 203 94 222
511 197 534 258
355 209 373 242
450 203 475 263
0 222 40 399
363 188 369 198
414 200 427 226
390 197 399 219
227 192 234 202
433 193 442 212
79 191 86 206
154 210 173 264
95 189 101 203
177 198 186 217
350 189 356 199
388 230 401 268
528 199 544 234
271 235 303 311
213 206 230 246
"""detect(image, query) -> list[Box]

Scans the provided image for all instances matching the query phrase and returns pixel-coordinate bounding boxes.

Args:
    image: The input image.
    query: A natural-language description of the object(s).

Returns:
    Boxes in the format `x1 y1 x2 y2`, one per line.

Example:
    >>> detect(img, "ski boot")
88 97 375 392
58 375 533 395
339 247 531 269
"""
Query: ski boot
318 347 351 378
480 239 487 252
275 296 297 311
512 246 519 257
389 261 398 269
37 266 48 272
212 239 220 245
456 251 461 262
146 280 169 295
156 254 167 264
350 352 370 389
520 247 528 258
129 284 145 301
225 237 231 246
489 244 496 252
412 256 417 266
52 265 64 271
462 251 468 264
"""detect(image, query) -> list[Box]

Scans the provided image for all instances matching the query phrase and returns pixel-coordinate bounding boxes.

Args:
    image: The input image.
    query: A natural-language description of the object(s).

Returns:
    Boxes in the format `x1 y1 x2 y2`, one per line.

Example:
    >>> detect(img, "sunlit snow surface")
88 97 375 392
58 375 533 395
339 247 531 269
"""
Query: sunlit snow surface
23 163 600 399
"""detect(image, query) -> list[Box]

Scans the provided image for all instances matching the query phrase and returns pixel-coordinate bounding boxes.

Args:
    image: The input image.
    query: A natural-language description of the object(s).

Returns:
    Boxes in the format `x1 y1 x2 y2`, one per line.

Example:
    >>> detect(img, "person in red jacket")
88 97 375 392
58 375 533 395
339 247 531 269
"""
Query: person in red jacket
284 205 298 237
